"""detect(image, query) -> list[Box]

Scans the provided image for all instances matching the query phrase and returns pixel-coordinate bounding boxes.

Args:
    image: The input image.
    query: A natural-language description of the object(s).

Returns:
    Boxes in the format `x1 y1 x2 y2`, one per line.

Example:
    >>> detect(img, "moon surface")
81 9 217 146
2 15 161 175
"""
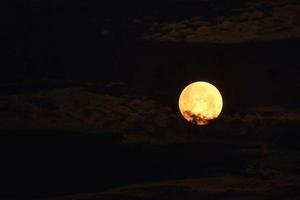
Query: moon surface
179 82 223 125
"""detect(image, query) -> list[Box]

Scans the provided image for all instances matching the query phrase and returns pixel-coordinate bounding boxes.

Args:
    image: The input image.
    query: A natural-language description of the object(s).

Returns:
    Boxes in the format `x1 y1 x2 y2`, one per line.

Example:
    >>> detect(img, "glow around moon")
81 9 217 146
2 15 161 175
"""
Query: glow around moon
179 82 223 125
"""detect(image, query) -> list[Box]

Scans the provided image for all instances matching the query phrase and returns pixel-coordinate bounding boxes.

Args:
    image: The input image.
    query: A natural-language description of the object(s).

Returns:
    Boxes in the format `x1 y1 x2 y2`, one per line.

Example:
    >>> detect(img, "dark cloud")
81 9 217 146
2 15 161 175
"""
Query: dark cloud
143 0 300 43
216 106 300 140
0 87 299 143
105 175 300 194
222 106 300 123
0 87 179 143
183 110 216 125
45 175 300 200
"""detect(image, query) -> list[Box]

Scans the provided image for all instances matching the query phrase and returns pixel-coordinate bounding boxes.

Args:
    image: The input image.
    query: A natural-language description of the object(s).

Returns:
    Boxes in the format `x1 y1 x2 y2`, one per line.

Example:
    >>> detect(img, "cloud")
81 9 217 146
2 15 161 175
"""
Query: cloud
217 106 300 138
0 87 180 143
0 87 299 143
222 106 300 123
143 0 300 43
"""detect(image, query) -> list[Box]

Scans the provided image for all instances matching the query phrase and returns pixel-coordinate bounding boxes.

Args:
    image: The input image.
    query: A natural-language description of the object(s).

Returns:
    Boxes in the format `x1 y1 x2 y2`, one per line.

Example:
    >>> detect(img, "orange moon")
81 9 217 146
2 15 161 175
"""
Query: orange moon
178 81 223 125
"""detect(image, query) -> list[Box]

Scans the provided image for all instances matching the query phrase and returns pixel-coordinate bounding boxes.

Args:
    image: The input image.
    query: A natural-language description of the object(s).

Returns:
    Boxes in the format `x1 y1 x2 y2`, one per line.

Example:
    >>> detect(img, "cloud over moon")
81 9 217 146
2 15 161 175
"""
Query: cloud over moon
143 0 300 43
0 87 299 144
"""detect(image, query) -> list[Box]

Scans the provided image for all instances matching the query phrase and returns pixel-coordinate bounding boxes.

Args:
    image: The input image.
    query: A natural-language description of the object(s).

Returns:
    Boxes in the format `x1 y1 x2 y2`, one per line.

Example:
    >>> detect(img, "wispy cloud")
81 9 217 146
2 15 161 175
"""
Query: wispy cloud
0 87 179 139
143 0 300 43
0 87 299 143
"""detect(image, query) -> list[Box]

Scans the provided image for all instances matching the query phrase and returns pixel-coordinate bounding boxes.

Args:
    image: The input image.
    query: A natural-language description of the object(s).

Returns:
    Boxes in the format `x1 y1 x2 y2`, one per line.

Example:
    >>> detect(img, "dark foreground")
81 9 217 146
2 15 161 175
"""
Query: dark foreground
0 130 299 199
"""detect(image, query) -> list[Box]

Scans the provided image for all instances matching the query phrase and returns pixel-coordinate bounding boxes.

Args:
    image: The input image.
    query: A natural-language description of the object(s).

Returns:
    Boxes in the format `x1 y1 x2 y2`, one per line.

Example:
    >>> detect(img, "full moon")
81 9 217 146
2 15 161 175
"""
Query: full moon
179 81 223 125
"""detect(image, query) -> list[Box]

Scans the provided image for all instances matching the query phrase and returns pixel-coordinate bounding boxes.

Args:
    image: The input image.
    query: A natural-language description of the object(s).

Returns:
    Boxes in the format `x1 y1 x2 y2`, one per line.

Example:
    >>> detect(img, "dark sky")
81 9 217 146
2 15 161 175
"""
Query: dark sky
2 0 300 107
3 0 253 79
1 1 300 198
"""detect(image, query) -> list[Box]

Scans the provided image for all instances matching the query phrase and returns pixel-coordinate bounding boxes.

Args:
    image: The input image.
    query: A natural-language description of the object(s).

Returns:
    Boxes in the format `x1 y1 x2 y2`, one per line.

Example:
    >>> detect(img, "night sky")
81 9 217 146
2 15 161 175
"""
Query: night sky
1 0 300 199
